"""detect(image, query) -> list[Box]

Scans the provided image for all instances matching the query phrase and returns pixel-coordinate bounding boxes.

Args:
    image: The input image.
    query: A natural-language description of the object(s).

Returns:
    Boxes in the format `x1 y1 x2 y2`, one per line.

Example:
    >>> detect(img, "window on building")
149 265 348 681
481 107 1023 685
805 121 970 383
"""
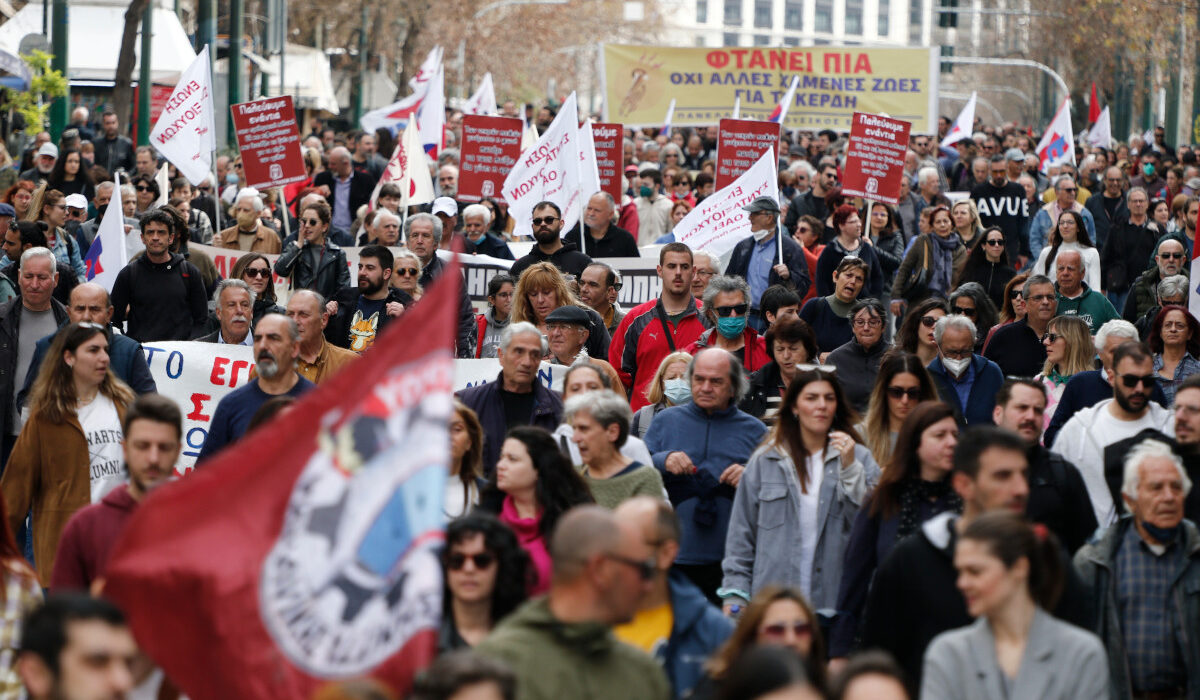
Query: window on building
815 0 832 32
754 0 772 27
784 36 801 45
784 0 802 30
724 0 742 25
754 33 771 44
845 0 863 34
877 0 890 35
697 0 708 23
909 0 923 42
724 31 741 45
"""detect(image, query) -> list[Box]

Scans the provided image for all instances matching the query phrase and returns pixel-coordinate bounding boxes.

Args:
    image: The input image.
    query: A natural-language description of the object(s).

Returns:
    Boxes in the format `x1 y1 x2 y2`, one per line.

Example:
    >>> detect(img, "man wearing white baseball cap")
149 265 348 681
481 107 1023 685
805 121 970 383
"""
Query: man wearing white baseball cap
432 196 475 254
19 143 57 185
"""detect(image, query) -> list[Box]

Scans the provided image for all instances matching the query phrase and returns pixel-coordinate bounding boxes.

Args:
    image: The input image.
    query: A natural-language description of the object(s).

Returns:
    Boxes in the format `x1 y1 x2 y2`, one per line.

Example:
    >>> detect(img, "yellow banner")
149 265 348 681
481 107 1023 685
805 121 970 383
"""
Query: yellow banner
603 44 938 133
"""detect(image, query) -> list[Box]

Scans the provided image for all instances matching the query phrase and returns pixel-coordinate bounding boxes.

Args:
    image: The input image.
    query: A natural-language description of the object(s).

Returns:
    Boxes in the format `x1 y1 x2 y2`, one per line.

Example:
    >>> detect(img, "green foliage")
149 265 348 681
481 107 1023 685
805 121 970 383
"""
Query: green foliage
0 50 68 132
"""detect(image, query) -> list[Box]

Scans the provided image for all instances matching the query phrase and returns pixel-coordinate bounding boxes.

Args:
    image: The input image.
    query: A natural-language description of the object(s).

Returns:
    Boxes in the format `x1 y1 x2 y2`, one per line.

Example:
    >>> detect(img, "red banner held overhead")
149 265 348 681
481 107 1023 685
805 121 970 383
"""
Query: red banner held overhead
714 118 781 189
459 115 523 203
589 122 624 202
841 111 911 205
229 96 308 190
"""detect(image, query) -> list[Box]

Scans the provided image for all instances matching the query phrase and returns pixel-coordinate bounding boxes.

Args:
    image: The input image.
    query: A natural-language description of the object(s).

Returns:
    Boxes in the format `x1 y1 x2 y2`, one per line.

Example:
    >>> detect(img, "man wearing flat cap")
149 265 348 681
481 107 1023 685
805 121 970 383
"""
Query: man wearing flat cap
545 304 625 392
725 196 810 332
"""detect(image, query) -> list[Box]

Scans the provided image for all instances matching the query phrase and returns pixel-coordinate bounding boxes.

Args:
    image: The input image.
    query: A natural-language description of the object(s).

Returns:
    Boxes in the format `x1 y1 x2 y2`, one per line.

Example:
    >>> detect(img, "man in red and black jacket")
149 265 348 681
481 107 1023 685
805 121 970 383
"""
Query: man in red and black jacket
610 242 706 410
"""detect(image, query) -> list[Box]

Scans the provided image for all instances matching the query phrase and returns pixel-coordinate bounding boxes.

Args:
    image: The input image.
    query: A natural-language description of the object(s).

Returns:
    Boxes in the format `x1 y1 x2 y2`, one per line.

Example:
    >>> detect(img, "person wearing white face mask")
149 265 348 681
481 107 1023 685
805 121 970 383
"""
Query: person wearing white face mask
631 351 694 440
725 197 811 333
927 314 1005 428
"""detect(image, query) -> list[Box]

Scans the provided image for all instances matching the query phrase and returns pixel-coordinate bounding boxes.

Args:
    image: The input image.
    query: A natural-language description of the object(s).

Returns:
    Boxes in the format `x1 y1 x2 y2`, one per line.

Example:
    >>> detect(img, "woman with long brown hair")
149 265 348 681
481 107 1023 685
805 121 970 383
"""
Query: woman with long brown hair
723 368 880 625
1 323 135 583
26 186 84 279
447 400 485 518
510 261 609 360
859 352 939 467
828 401 962 663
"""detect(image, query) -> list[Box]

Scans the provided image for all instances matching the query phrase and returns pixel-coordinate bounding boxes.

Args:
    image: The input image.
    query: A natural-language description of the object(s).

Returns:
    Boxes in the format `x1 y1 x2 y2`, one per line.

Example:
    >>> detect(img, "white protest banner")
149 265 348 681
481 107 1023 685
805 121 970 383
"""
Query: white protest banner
578 121 601 207
502 92 583 239
665 149 778 257
143 341 255 473
464 73 497 116
361 46 442 134
149 45 217 186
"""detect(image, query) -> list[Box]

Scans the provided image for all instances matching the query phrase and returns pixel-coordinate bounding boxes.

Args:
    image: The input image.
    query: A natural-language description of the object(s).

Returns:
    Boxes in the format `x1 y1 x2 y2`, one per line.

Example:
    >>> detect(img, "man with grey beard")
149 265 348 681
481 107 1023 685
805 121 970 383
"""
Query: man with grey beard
196 313 314 464
197 279 254 345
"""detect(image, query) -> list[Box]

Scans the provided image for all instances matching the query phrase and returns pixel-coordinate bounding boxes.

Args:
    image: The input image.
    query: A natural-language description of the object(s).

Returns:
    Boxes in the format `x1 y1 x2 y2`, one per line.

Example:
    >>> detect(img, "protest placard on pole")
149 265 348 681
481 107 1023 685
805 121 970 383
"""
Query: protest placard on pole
229 96 308 190
714 119 781 189
841 111 912 206
589 122 623 202
459 115 523 203
666 149 778 257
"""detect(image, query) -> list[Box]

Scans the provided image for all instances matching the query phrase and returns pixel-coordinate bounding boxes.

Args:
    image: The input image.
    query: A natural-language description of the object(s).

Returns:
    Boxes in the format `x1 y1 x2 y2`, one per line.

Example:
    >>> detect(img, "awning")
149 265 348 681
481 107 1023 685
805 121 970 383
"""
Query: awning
0 0 196 83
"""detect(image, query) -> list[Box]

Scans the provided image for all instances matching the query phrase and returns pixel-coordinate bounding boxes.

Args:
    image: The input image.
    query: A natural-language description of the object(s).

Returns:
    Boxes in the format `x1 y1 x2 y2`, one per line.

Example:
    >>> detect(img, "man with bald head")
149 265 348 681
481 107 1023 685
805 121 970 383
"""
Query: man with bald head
286 290 357 384
19 282 156 409
313 146 373 234
1125 237 1188 323
565 192 640 258
1054 249 1119 333
476 505 670 700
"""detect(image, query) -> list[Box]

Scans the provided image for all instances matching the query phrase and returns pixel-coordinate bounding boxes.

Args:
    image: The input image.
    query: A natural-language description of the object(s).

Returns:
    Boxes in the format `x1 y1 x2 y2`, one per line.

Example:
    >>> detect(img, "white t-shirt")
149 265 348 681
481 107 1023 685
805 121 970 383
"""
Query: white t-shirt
77 394 125 503
1080 406 1165 524
797 453 825 597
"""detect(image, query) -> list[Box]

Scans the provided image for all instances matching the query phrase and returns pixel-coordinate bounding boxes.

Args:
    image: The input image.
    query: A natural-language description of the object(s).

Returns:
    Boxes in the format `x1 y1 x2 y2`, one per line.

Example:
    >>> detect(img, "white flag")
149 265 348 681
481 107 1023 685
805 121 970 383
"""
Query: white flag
578 121 601 205
464 73 497 116
941 91 976 148
84 173 128 292
148 46 216 186
1087 106 1112 148
409 45 442 92
153 164 170 209
417 62 445 158
1035 98 1075 173
666 149 778 258
361 46 442 134
502 92 583 239
372 121 435 210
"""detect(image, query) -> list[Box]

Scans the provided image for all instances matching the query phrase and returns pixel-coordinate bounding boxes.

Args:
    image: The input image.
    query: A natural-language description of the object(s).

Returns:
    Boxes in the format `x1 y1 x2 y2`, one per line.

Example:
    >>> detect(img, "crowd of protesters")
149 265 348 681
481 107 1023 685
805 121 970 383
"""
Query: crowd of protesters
0 103 1195 700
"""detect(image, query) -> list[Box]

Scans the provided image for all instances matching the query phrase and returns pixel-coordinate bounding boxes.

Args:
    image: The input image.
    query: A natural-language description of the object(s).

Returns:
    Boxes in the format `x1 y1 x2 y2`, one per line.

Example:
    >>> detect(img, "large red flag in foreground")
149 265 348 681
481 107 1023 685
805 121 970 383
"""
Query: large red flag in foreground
104 267 460 698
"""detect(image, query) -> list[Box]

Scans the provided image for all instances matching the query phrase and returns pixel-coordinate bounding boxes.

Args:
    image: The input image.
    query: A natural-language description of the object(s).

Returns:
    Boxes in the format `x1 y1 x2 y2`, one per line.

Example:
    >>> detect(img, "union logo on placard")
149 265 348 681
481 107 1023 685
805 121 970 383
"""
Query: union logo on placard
259 356 451 676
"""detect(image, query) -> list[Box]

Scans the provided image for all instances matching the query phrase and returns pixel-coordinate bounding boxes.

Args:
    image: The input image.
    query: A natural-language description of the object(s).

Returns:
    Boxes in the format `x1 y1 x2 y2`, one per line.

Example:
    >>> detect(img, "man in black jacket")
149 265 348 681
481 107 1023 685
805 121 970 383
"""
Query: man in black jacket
1084 166 1129 251
725 197 810 332
92 112 135 175
312 147 373 234
970 154 1030 264
509 201 592 280
782 162 838 233
405 213 477 358
325 245 413 351
110 210 208 342
992 378 1097 552
564 193 640 259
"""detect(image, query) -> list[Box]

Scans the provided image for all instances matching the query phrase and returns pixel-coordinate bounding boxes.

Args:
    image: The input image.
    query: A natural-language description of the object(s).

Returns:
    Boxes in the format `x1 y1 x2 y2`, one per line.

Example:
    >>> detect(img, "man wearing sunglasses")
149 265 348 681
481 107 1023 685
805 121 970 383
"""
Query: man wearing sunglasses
507 201 592 282
1123 238 1187 324
476 506 670 700
1028 175 1096 264
1051 341 1175 527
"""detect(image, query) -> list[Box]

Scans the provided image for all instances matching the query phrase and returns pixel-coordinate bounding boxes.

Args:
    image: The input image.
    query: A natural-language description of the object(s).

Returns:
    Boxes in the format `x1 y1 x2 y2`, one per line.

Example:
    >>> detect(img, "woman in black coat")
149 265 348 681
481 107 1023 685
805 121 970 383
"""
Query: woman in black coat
954 226 1016 309
274 199 350 300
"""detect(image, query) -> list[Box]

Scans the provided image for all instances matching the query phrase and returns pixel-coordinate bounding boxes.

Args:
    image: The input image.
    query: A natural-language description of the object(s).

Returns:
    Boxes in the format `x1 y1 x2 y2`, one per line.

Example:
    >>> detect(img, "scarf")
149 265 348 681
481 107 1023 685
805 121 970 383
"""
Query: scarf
930 233 961 294
896 476 963 540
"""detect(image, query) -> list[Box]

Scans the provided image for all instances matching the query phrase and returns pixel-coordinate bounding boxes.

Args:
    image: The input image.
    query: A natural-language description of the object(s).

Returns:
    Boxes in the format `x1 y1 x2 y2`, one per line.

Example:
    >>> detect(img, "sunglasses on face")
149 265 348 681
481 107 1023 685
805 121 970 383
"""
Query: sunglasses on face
985 238 1005 247
532 216 558 226
301 218 321 226
606 553 657 581
446 552 496 571
715 304 749 317
1061 188 1077 194
952 306 976 317
396 267 419 276
920 315 939 328
760 621 813 639
1027 294 1056 303
887 386 922 400
1119 373 1156 389
135 185 151 192
1040 332 1061 344
244 268 271 278
1160 252 1185 260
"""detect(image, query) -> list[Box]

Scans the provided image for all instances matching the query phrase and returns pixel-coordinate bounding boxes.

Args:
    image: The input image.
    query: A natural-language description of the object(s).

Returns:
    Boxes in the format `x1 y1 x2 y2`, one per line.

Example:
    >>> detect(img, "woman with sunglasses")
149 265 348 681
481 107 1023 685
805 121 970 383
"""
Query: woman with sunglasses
274 199 350 301
1 322 135 583
438 512 531 652
698 587 829 698
825 299 889 413
686 275 769 374
921 513 1107 700
1036 316 1094 431
1148 304 1200 405
792 214 825 304
955 226 1016 310
858 352 938 467
722 368 879 628
229 253 285 324
479 426 594 595
830 402 961 665
947 283 998 353
1034 211 1101 292
895 297 948 366
391 248 424 301
982 273 1029 352
816 205 884 299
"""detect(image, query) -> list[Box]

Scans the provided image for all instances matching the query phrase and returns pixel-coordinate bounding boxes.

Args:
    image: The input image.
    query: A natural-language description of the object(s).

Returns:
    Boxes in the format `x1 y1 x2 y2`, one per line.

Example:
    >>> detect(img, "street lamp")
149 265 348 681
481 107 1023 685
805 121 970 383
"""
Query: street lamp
457 0 568 98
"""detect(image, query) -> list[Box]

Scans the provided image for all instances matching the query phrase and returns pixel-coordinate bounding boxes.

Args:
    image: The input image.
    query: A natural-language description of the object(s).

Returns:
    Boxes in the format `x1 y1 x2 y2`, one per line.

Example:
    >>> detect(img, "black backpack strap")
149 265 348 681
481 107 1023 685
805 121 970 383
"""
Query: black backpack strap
655 304 677 352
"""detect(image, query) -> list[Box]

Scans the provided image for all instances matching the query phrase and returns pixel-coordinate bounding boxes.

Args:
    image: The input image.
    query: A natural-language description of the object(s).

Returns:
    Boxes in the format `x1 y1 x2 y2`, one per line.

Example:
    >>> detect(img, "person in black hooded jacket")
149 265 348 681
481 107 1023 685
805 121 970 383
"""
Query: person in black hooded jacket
954 226 1016 310
110 210 208 341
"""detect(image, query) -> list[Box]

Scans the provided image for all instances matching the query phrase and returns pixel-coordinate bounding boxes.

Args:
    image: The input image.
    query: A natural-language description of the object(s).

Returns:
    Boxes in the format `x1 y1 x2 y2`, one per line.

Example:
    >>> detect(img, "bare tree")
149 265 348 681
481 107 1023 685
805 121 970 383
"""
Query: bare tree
113 0 152 133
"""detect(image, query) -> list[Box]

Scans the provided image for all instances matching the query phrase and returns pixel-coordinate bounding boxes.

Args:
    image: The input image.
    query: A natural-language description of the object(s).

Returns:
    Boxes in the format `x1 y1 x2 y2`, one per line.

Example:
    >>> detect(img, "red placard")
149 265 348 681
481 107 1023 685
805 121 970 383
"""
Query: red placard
229 96 307 190
459 115 524 203
130 85 177 144
589 122 624 202
715 118 781 189
841 111 912 206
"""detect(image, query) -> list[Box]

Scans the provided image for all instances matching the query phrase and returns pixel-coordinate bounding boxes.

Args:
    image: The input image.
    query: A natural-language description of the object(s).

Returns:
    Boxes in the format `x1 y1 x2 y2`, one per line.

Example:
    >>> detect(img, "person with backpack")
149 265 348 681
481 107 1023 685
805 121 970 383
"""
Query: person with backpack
110 210 208 342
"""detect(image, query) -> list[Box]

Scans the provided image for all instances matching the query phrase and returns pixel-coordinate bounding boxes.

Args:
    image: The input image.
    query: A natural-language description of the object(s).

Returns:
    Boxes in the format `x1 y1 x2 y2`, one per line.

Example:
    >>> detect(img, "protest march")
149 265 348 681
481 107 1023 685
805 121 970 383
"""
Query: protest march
0 9 1196 700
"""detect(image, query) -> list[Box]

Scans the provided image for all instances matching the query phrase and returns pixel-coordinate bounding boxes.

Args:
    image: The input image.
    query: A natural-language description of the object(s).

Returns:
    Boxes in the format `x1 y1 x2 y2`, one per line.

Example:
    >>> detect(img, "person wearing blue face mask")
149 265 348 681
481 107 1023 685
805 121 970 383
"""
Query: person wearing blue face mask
685 275 770 377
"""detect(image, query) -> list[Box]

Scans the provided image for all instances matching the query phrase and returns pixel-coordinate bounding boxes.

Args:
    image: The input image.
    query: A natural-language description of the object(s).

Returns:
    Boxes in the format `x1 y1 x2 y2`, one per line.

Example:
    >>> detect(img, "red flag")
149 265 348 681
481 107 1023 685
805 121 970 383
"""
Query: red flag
104 267 461 698
1088 82 1101 125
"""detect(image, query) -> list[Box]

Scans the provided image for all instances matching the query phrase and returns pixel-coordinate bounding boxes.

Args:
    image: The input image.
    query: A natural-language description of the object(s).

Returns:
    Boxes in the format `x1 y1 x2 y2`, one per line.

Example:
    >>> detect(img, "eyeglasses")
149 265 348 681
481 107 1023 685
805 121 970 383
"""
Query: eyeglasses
301 218 321 226
852 317 882 328
605 553 657 581
1118 373 1156 389
715 303 748 317
760 621 813 639
920 315 940 328
985 238 1005 247
1027 294 1056 303
1040 332 1061 344
941 348 973 359
694 269 715 277
234 163 243 169
244 268 271 278
1061 188 1077 194
952 306 977 317
887 386 922 400
1160 252 1185 260
135 185 151 192
532 216 559 226
446 552 496 571
396 267 419 276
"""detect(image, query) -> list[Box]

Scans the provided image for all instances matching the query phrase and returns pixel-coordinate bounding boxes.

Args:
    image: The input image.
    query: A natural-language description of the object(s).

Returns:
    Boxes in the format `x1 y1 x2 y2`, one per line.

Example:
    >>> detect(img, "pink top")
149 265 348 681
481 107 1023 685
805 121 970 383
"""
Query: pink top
499 495 551 595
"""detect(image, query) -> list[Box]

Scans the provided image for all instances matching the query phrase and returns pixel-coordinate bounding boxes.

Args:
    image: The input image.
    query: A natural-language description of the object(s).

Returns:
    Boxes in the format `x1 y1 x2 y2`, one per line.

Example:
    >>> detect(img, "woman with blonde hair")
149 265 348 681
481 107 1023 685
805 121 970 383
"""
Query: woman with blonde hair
1 322 135 582
631 351 692 439
391 248 424 301
1035 316 1094 430
511 261 609 359
950 199 983 251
